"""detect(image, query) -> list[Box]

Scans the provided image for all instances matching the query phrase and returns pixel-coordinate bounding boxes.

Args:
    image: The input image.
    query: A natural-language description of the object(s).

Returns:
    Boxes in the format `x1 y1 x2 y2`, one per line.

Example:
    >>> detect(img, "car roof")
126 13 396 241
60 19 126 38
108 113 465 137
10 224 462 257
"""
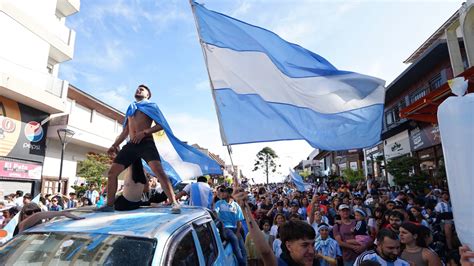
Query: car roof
26 206 209 239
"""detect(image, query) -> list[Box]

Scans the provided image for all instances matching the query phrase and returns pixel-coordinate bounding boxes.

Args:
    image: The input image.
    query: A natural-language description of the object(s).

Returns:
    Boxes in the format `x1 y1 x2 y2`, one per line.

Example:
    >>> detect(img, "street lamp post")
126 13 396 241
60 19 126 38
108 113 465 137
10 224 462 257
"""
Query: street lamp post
57 128 75 194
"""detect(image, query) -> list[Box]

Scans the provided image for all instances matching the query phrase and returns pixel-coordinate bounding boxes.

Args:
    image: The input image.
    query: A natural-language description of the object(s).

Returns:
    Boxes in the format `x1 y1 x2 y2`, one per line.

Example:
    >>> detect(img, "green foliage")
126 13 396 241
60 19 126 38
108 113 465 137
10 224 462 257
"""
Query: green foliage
253 147 280 184
76 153 111 190
342 168 365 183
70 185 87 196
386 156 416 185
387 156 427 189
375 155 384 163
299 170 311 180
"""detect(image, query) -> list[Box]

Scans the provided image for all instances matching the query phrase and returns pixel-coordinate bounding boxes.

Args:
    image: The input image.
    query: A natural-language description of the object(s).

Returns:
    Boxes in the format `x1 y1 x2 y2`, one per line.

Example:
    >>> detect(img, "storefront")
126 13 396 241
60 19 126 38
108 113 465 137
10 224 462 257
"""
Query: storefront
383 130 412 185
0 96 49 197
334 150 363 175
409 123 443 177
383 130 412 160
365 143 385 178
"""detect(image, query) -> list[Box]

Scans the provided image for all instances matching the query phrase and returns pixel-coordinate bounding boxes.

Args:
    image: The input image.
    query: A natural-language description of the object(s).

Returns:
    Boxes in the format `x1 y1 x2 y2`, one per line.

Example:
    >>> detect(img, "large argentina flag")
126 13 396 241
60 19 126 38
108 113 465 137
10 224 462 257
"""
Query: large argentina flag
192 2 385 150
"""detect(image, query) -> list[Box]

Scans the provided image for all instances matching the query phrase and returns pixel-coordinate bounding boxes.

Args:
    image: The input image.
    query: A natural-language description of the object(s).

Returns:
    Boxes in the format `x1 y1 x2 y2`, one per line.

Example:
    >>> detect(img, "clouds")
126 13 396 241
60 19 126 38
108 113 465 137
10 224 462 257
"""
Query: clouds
96 85 131 112
194 79 210 92
60 1 462 183
164 111 314 184
71 0 188 36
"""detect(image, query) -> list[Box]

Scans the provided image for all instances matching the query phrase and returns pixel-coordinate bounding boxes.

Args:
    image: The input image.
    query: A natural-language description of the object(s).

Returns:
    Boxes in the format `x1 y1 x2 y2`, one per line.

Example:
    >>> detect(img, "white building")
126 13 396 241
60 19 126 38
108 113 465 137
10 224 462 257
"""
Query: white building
42 85 124 195
0 0 80 196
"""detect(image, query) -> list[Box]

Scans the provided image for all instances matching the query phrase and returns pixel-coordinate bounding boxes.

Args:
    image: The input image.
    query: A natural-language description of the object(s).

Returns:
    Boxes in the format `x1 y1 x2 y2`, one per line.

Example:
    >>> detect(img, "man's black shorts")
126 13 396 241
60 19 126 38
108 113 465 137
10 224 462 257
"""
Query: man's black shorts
114 195 142 211
114 137 161 174
114 192 168 211
130 159 147 185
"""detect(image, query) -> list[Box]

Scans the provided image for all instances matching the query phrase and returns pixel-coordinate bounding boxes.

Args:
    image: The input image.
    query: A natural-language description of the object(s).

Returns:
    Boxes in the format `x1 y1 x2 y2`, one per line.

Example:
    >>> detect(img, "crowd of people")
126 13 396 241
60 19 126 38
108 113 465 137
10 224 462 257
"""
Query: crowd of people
1 174 474 265
196 176 470 266
0 185 101 234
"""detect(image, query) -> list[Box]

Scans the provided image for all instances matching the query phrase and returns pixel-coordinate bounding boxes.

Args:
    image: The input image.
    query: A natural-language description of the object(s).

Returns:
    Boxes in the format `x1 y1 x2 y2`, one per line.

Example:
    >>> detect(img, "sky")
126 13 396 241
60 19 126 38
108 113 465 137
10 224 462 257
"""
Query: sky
60 0 461 184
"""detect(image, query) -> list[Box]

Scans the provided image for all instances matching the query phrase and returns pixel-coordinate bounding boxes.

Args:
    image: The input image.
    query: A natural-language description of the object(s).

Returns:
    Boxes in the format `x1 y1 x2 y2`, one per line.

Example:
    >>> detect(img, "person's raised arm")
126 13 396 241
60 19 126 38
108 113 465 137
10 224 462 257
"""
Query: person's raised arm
233 190 277 266
266 205 275 217
309 195 318 225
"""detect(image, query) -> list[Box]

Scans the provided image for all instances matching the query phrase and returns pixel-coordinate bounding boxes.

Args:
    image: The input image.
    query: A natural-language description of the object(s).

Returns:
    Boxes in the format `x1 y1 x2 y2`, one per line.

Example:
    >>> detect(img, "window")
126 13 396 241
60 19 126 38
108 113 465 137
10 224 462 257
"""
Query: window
428 73 443 91
43 180 55 195
194 222 218 266
171 231 199 266
0 233 156 265
385 106 400 127
41 179 68 195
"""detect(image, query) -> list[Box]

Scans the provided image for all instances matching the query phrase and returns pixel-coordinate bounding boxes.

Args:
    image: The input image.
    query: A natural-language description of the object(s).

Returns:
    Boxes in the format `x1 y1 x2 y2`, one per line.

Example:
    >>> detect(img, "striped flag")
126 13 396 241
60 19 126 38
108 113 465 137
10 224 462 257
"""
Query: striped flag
192 2 385 150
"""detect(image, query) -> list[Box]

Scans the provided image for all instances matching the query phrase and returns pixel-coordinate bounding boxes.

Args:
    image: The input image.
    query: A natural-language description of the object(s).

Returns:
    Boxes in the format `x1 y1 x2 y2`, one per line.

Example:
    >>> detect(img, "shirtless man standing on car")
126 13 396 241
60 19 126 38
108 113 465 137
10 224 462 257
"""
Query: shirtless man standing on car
104 85 180 213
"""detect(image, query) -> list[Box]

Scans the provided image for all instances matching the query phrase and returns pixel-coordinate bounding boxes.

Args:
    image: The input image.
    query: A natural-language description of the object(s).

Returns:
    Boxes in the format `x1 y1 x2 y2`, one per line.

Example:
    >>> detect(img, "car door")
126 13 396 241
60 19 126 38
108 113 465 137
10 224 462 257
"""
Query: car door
193 220 219 266
165 226 204 266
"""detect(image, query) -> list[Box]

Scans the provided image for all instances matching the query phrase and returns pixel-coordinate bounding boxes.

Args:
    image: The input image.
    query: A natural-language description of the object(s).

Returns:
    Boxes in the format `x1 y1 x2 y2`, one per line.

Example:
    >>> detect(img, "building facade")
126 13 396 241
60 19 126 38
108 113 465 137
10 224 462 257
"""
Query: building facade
383 3 474 184
42 85 125 195
0 0 80 196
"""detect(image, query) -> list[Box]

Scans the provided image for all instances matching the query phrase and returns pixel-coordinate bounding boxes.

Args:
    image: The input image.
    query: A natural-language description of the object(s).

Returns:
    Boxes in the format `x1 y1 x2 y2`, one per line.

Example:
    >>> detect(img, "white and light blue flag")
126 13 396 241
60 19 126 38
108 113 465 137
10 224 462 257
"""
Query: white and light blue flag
192 2 385 150
124 100 222 186
289 168 309 192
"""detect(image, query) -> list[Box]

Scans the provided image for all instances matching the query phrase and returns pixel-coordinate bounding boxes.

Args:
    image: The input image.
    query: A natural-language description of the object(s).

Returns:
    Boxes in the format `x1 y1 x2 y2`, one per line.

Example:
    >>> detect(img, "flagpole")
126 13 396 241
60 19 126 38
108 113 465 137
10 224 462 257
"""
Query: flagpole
189 1 230 147
226 145 240 185
189 1 239 185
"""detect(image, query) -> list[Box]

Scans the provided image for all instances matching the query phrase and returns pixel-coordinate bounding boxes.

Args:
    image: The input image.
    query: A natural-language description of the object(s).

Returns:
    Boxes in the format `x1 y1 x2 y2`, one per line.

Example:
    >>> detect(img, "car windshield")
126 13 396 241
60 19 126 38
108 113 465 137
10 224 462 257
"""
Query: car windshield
0 232 156 265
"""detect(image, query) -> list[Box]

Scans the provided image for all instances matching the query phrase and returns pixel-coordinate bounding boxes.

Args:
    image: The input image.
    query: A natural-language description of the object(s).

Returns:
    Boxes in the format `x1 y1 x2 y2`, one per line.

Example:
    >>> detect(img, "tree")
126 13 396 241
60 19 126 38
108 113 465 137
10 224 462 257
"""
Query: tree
253 147 280 184
299 169 312 180
386 156 426 190
74 153 111 192
342 168 365 184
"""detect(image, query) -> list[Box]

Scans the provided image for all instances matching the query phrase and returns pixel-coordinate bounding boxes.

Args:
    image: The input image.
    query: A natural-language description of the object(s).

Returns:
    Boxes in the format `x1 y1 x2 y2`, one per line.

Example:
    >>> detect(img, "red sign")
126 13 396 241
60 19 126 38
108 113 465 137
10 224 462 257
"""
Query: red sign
0 158 42 180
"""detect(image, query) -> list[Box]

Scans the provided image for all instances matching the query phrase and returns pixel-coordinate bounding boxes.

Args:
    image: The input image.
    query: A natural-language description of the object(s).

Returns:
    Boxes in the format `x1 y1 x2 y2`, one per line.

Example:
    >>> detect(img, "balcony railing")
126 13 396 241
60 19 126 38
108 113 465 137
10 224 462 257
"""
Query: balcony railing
409 86 430 104
0 56 66 98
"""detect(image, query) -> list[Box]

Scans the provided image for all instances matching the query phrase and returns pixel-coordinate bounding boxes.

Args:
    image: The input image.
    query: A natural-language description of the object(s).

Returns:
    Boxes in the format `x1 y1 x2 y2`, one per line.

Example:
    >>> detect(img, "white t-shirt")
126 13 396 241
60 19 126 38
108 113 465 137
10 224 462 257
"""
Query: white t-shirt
86 190 99 205
354 250 410 266
14 197 24 207
435 201 452 213
183 182 213 208
270 225 281 237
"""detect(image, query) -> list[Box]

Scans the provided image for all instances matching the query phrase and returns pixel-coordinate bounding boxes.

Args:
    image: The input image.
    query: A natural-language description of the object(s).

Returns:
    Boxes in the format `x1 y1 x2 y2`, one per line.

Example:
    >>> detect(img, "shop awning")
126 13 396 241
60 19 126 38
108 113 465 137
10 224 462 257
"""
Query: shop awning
400 66 474 123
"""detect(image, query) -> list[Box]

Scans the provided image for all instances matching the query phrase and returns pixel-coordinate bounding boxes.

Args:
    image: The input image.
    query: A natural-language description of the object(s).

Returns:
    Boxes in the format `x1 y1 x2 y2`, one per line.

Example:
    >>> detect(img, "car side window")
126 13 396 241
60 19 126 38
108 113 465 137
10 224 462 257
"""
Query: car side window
194 222 218 266
171 231 199 266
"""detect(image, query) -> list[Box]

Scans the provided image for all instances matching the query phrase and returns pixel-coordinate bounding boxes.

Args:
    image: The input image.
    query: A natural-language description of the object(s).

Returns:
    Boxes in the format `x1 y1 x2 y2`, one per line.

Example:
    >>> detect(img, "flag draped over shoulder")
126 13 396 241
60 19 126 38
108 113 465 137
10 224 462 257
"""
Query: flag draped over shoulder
192 2 386 150
124 100 222 185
